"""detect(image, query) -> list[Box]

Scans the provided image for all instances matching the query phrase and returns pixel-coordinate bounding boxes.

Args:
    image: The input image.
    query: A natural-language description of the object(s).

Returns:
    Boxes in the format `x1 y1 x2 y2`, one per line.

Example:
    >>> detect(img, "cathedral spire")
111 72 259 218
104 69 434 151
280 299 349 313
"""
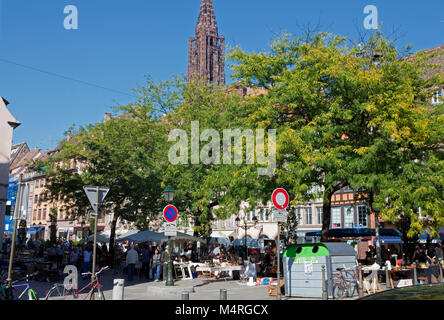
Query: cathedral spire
196 0 217 32
187 0 225 86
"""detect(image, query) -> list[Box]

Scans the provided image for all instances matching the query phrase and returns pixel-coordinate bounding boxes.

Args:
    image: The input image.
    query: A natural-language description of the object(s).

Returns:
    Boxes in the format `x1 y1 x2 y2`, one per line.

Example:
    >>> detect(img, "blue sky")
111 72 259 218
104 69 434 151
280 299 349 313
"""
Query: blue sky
0 0 443 151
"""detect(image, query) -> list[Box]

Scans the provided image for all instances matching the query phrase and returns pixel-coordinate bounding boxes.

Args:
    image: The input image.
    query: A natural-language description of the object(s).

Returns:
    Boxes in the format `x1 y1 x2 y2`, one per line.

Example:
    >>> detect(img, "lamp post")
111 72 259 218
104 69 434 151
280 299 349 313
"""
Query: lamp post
235 214 258 261
163 185 175 287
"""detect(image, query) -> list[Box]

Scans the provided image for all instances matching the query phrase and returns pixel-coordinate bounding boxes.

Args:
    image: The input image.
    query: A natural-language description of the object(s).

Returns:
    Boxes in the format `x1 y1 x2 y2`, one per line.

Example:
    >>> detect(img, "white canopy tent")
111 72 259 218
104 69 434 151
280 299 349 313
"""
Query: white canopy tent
81 229 140 243
117 230 206 244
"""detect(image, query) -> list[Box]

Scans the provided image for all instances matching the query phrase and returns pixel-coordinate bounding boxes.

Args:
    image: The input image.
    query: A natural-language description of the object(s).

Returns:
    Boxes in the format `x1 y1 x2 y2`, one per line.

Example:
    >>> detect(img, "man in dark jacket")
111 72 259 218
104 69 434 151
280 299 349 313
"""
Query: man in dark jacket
161 246 170 282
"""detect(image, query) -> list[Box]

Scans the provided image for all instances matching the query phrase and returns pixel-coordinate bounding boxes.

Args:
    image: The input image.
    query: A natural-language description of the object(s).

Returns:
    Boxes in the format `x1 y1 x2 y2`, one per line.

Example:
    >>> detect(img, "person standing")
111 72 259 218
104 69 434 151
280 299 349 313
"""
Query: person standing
113 244 123 275
161 246 170 282
126 244 139 282
56 244 64 270
82 247 92 279
141 242 153 280
152 248 162 282
70 247 79 268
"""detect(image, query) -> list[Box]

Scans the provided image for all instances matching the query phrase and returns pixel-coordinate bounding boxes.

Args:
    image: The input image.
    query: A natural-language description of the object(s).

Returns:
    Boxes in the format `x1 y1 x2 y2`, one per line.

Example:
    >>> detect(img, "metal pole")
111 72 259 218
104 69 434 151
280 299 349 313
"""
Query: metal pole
245 224 247 261
166 236 174 286
6 175 23 287
91 186 99 299
277 223 281 300
220 289 227 300
385 266 390 289
358 264 363 298
413 262 417 285
322 265 327 300
375 212 382 266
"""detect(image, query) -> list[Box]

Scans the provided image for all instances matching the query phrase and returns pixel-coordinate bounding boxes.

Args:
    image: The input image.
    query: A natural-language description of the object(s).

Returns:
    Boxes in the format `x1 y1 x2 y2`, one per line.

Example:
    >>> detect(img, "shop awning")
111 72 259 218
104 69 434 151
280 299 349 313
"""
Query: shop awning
27 226 44 235
373 236 403 244
305 228 402 238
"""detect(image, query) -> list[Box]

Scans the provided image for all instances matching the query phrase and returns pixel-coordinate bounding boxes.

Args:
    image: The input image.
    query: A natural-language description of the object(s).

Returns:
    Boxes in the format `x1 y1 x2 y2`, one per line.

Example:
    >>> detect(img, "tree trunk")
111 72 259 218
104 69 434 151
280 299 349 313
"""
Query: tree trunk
321 190 333 242
321 183 346 242
108 212 119 264
193 211 202 238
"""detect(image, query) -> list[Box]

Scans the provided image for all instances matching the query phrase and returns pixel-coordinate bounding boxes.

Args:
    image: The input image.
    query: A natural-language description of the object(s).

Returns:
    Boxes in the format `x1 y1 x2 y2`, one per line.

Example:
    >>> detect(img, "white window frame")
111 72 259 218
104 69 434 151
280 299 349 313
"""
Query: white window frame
344 206 354 228
331 207 341 228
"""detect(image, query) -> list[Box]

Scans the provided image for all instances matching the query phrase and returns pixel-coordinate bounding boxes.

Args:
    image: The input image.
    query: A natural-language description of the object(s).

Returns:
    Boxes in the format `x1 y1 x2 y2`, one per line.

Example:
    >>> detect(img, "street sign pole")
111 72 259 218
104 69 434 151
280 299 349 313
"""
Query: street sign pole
277 223 280 301
163 205 178 287
83 185 109 300
271 188 289 301
167 236 174 286
7 174 23 288
91 186 99 300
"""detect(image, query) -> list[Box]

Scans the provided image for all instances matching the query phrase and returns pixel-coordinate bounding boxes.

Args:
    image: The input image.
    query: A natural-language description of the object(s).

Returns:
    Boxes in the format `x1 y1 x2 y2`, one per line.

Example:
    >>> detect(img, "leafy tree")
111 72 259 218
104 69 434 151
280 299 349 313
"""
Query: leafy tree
40 78 170 259
228 32 443 241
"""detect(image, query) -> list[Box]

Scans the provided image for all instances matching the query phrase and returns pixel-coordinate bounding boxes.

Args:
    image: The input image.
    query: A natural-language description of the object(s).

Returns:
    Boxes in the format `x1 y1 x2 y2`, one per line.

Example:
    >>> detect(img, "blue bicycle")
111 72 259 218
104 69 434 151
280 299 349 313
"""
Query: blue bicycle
0 272 40 300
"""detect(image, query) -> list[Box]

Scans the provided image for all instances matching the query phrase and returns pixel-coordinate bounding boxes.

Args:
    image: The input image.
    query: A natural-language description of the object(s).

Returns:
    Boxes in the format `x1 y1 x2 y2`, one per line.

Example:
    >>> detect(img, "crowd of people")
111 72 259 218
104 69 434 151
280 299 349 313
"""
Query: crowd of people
364 241 444 267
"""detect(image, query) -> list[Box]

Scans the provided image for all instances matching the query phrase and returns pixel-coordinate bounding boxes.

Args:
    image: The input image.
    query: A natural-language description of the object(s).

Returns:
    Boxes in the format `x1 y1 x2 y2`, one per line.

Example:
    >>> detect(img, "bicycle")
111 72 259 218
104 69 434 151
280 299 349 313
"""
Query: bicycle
332 266 359 299
0 272 40 300
45 266 108 300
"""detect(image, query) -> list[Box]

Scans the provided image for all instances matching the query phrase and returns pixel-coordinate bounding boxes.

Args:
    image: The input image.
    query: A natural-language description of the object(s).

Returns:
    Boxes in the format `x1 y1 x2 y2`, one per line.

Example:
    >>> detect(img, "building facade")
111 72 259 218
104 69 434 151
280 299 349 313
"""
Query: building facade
0 97 20 245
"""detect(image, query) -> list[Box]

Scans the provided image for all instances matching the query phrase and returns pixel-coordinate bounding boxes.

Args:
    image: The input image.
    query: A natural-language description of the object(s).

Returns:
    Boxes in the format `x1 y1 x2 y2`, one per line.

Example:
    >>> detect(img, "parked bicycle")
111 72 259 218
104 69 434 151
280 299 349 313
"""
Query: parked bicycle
332 266 359 299
45 266 108 300
0 272 40 300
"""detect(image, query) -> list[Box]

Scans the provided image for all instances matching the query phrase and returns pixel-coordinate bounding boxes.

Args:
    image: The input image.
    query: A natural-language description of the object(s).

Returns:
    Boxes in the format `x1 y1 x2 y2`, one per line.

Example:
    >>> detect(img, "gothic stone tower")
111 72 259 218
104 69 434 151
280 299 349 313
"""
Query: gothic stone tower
187 0 225 86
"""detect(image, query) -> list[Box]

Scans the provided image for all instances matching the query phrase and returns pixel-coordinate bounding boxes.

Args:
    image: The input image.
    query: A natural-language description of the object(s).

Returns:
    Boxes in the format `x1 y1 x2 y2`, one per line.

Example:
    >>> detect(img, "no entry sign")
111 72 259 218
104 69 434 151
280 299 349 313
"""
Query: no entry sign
272 188 289 210
163 205 178 223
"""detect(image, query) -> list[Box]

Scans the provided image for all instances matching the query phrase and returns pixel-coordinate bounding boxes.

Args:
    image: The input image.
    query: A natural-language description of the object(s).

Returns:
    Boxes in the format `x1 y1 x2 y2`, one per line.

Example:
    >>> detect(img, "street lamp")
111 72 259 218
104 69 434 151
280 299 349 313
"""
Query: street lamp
235 214 258 261
163 185 175 202
162 185 175 287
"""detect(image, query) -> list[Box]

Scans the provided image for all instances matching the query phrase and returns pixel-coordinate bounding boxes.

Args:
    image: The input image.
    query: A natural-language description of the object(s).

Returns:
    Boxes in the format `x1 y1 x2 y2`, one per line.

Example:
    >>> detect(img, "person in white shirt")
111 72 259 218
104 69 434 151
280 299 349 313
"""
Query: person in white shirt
126 244 139 281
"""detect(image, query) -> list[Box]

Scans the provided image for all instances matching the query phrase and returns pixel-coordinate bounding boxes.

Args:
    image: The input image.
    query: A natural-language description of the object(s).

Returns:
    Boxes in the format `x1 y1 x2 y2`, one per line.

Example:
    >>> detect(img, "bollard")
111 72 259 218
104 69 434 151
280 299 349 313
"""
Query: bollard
385 266 390 289
413 263 417 285
112 279 125 300
182 291 190 300
358 264 363 298
220 289 227 300
321 265 327 300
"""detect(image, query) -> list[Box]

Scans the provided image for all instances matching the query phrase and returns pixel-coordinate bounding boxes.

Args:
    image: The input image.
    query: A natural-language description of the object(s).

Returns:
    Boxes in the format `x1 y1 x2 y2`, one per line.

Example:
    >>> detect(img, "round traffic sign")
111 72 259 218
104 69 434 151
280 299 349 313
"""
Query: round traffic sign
163 205 178 223
272 188 290 210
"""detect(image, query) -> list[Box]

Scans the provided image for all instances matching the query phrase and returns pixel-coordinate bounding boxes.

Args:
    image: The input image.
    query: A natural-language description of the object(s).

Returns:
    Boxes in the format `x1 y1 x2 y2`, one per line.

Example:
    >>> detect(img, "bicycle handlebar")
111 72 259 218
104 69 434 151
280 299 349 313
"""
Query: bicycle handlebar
81 266 109 277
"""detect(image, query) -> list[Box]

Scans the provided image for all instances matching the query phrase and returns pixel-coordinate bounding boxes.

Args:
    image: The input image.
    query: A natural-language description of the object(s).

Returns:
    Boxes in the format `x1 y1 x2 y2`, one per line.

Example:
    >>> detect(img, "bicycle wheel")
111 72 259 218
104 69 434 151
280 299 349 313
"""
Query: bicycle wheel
332 283 346 300
45 285 64 300
89 287 106 301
